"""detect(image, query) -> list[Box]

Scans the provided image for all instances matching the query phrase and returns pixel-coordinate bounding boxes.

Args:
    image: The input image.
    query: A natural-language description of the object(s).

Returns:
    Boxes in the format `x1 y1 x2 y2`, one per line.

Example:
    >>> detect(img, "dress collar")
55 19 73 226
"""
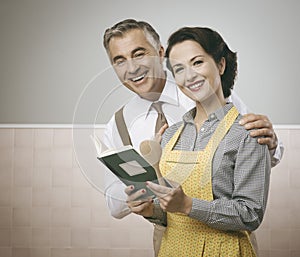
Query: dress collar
182 102 235 124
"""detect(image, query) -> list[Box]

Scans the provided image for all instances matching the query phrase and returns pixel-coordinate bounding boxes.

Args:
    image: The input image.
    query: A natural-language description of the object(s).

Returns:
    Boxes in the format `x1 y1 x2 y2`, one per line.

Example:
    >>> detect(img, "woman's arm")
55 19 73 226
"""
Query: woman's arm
147 133 271 231
189 134 271 231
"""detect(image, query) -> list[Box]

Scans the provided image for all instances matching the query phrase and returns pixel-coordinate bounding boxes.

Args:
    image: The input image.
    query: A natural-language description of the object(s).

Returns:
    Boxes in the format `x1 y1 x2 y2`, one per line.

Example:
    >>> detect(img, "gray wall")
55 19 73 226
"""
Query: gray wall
1 0 299 124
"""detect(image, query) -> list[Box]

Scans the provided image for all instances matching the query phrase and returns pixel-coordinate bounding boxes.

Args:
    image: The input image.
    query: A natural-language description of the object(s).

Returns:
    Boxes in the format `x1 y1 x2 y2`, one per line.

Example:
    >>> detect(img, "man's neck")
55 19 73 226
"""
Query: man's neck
140 71 167 102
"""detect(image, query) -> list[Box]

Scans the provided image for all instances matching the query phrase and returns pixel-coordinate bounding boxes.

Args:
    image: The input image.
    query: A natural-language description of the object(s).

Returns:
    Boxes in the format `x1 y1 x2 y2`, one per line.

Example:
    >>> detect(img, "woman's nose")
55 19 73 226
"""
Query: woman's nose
186 66 197 82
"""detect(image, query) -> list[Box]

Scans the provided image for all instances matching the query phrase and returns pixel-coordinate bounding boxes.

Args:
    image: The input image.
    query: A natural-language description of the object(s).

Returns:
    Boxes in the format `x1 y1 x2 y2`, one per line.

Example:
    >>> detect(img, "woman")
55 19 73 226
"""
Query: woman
138 27 271 256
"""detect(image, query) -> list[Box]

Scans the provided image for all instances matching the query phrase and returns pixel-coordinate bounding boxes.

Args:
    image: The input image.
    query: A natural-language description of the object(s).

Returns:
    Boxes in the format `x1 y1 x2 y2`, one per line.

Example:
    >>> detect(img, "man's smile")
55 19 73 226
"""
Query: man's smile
128 71 148 83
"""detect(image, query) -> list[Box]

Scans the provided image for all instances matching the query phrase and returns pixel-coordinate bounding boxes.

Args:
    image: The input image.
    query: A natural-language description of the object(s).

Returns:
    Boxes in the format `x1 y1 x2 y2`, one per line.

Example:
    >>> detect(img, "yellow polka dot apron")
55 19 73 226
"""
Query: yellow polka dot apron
158 106 256 257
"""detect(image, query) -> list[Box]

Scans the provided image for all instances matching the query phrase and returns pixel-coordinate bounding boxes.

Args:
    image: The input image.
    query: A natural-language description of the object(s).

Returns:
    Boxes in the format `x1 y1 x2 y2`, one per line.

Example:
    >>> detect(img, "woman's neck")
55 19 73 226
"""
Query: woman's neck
194 93 226 131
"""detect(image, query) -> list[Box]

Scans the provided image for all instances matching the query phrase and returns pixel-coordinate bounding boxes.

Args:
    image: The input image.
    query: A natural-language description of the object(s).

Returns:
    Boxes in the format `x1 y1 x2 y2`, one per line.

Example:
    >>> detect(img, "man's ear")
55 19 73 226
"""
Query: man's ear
218 57 226 75
159 45 165 63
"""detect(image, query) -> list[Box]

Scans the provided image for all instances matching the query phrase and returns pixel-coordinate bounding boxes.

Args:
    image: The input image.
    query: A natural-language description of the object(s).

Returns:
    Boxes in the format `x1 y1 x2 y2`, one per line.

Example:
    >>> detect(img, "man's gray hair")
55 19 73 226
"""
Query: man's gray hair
103 19 161 56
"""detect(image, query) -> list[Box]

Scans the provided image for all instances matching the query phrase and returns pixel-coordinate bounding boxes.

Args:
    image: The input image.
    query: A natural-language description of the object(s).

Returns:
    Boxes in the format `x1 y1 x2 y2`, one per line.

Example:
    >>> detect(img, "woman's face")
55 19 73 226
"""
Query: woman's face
168 40 225 103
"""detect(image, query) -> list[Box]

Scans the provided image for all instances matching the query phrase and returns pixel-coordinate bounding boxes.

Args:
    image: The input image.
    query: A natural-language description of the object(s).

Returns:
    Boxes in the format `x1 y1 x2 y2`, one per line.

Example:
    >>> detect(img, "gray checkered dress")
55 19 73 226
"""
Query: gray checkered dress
150 103 271 232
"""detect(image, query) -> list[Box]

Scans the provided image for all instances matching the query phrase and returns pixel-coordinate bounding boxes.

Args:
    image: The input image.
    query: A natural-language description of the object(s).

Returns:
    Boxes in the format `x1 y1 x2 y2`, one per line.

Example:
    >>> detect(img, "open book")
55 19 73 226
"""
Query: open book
91 134 158 197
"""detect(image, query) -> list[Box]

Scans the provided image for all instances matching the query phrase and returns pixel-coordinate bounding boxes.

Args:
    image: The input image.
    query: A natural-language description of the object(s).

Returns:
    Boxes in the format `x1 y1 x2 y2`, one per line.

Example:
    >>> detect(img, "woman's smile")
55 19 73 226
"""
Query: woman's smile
186 80 205 92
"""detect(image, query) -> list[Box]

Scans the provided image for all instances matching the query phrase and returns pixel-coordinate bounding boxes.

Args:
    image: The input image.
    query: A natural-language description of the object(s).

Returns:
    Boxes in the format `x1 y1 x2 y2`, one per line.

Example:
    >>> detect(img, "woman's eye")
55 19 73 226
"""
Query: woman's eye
194 60 203 66
174 67 184 74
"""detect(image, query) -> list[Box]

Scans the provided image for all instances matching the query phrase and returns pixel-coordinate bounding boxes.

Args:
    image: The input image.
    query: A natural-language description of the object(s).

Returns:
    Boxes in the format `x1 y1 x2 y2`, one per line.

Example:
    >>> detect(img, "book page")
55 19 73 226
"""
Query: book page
90 134 133 157
99 145 133 157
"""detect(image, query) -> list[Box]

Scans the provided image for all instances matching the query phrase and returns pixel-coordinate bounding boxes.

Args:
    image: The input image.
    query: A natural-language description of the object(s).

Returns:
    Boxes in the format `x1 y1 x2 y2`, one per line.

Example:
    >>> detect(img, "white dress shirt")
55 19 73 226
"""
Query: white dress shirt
102 71 283 219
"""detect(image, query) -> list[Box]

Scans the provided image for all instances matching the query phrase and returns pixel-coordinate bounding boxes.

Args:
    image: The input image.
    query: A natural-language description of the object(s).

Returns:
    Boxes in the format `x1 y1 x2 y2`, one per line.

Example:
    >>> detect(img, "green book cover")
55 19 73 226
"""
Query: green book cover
97 147 158 185
91 134 158 196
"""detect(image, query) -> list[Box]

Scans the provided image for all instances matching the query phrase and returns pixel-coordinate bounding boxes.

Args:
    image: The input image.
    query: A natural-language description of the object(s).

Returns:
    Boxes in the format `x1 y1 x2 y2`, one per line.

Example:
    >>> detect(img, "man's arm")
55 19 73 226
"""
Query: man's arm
229 91 284 167
102 117 132 219
239 114 284 167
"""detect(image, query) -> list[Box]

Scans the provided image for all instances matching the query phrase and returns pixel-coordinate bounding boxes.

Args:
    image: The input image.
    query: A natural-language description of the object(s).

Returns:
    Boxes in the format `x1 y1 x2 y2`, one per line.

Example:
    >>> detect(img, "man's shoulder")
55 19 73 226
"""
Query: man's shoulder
106 94 145 121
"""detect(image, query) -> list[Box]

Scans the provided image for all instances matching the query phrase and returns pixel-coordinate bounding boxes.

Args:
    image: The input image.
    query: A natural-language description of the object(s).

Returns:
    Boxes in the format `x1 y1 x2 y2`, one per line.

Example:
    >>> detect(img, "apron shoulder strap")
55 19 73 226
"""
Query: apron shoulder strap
163 124 184 153
162 106 239 156
115 106 132 146
207 106 239 154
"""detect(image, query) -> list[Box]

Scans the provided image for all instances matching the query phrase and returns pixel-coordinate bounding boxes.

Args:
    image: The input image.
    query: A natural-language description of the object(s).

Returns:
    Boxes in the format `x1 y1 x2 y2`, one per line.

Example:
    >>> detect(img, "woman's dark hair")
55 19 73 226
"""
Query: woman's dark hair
165 27 237 98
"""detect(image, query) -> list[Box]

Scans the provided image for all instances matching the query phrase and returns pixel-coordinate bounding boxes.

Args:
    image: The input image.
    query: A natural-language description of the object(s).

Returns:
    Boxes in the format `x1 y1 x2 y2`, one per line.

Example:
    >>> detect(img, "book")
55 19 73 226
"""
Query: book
91 134 158 198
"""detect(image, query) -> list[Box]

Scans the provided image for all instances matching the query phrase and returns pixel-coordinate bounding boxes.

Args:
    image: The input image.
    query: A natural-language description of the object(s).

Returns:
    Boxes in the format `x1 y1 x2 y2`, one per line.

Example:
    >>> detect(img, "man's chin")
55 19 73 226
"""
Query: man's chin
124 82 149 94
123 82 160 100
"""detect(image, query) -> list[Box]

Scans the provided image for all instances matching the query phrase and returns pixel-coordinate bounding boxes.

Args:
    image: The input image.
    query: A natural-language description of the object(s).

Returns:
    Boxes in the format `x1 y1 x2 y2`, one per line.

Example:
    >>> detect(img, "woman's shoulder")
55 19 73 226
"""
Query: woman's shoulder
229 114 265 147
161 121 184 148
228 114 250 138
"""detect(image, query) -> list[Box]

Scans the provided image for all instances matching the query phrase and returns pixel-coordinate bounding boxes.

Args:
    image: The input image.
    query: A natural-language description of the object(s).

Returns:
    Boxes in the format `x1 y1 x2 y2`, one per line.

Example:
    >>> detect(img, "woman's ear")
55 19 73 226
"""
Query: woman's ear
218 57 226 75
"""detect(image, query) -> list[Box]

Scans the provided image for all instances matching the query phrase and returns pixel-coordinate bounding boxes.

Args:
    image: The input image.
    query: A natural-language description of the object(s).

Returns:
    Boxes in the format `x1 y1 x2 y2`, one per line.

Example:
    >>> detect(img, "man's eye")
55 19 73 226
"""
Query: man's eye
134 52 145 59
115 59 126 66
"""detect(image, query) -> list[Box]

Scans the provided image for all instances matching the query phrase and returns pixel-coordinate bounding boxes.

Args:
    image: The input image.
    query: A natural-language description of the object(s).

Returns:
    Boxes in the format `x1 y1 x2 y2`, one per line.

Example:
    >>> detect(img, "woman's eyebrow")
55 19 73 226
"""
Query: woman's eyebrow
190 55 204 62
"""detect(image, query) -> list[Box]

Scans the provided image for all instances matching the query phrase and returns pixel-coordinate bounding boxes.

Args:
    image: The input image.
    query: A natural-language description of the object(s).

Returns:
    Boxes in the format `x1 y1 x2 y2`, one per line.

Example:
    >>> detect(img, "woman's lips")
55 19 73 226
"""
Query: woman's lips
187 80 204 92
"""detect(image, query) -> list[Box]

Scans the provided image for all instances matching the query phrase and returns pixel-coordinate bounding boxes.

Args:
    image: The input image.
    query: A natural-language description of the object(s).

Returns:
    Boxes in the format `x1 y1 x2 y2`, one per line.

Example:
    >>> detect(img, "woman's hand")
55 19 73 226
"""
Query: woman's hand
146 181 192 215
124 185 154 217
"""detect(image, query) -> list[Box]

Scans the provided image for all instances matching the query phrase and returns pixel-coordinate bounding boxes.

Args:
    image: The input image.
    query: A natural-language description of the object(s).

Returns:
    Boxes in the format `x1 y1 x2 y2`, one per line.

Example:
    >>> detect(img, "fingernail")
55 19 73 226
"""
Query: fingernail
141 189 146 193
239 120 244 125
130 186 134 190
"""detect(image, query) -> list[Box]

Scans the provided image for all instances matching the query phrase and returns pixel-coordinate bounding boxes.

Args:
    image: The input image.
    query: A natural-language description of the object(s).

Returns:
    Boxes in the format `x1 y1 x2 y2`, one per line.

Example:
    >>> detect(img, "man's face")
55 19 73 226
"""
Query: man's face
107 29 165 99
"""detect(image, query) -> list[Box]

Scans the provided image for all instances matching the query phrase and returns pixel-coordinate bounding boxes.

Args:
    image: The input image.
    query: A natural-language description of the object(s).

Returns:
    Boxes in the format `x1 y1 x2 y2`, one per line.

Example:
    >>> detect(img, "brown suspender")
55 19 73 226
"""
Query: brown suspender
115 106 132 146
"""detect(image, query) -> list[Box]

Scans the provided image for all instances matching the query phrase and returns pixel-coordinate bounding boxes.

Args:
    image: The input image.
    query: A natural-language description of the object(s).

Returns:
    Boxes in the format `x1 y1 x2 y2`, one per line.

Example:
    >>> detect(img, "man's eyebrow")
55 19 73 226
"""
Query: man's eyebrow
132 47 146 55
112 47 147 63
112 55 124 63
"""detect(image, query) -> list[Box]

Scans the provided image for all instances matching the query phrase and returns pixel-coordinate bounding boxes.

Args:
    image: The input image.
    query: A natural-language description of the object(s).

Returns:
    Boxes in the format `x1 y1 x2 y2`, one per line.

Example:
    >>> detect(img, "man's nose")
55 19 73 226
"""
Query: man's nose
127 59 140 74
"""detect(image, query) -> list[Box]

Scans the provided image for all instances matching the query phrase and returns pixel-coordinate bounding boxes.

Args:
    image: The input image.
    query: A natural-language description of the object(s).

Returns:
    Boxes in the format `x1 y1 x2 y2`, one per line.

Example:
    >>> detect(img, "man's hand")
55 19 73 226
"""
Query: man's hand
125 185 154 217
154 123 168 143
239 113 278 150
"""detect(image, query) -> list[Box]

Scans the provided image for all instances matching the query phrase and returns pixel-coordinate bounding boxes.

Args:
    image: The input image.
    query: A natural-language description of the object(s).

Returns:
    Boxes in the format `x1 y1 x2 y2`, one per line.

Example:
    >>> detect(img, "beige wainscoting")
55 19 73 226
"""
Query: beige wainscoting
0 126 299 257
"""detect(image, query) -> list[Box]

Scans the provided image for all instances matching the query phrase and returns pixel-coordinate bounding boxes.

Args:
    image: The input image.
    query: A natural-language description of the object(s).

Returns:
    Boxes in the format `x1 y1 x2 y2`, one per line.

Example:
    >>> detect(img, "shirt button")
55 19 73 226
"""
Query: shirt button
200 127 205 132
210 114 215 119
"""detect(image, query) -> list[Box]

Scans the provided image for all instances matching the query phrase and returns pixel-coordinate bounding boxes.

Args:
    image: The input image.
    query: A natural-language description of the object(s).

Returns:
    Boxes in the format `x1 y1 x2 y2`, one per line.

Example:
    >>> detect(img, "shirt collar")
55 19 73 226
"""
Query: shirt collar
130 70 181 119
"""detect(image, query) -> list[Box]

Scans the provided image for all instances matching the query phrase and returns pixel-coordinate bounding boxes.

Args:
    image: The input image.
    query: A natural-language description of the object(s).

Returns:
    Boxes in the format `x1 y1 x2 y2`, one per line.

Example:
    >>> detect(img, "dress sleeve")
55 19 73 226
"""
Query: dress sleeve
144 198 167 227
188 133 271 231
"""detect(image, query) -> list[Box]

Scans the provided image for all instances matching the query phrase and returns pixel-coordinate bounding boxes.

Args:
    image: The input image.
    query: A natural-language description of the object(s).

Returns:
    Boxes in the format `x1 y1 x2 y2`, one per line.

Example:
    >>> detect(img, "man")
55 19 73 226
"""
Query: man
101 19 283 256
